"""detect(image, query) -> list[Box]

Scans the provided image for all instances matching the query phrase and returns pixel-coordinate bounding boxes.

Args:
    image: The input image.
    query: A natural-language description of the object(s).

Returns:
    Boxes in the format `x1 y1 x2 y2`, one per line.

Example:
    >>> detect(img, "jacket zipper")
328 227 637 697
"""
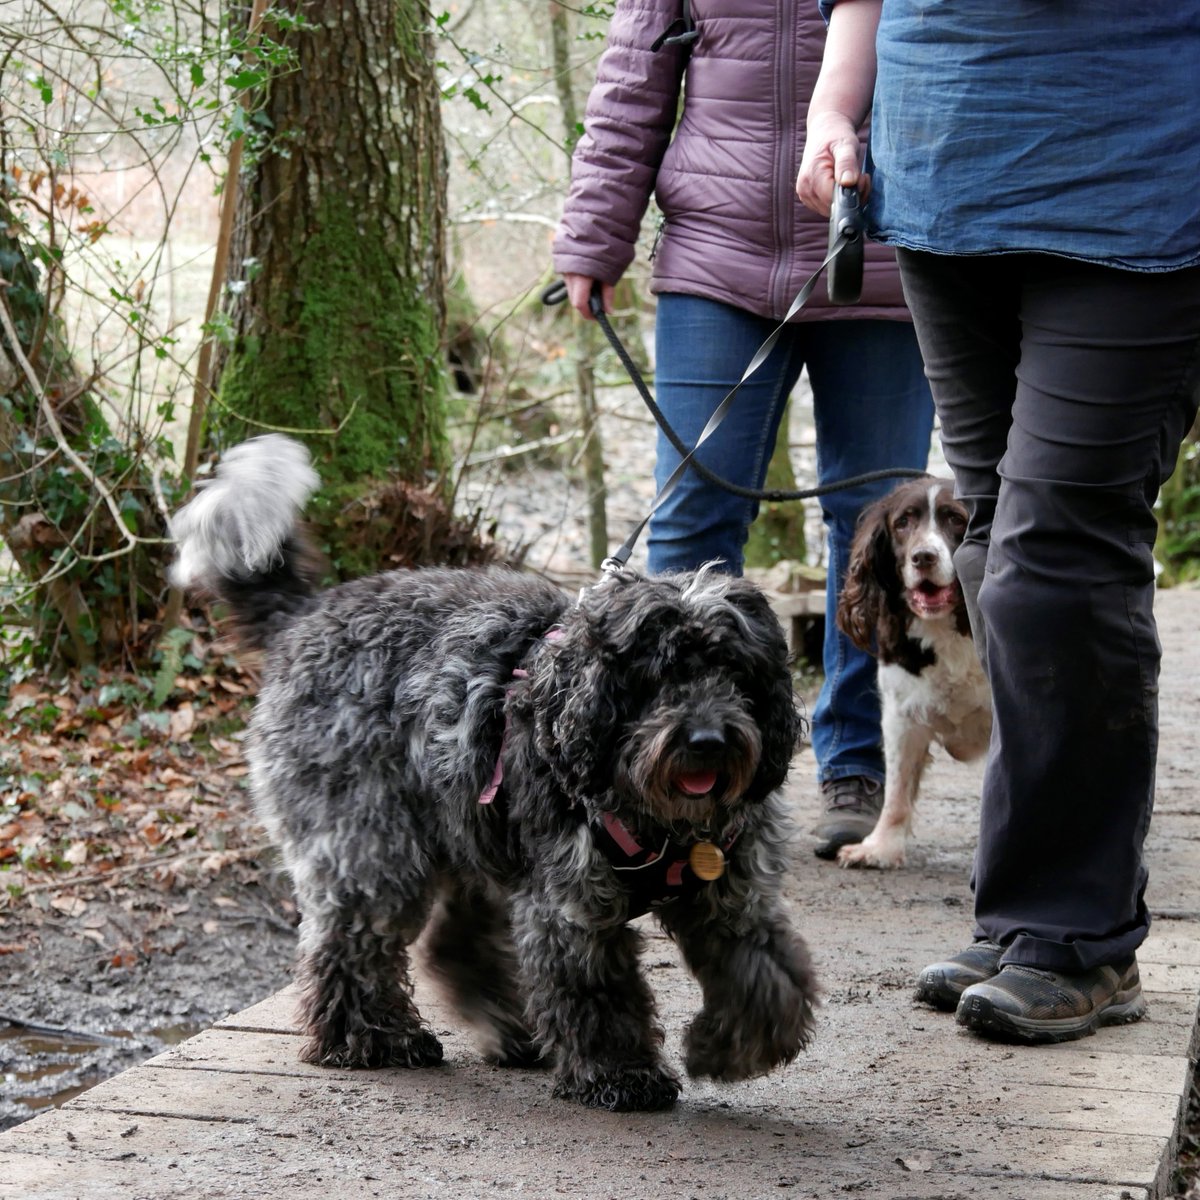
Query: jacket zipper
772 0 797 319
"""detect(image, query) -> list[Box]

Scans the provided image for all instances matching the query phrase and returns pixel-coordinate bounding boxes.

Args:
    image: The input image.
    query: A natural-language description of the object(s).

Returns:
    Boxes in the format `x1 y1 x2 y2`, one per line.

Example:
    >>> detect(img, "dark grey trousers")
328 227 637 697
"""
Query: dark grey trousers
897 249 1200 972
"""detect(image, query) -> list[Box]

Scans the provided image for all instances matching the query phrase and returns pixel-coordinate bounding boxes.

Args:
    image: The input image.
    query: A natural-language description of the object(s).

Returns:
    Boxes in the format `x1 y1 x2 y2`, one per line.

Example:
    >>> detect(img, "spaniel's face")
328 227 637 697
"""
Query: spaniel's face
886 480 969 620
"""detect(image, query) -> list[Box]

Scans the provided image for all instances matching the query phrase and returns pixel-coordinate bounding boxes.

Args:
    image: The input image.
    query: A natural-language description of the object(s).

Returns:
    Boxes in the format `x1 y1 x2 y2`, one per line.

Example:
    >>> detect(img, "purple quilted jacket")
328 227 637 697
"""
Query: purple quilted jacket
552 0 910 323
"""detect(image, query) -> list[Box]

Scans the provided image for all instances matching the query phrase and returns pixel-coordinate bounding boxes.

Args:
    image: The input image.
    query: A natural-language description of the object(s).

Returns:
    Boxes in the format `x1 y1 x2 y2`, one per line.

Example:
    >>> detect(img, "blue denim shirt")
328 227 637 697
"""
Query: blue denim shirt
820 1 1200 271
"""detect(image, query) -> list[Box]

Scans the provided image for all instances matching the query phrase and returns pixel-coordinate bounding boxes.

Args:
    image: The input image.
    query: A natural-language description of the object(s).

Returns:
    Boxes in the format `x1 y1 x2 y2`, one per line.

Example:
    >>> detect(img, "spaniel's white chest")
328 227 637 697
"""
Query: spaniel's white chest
879 620 991 754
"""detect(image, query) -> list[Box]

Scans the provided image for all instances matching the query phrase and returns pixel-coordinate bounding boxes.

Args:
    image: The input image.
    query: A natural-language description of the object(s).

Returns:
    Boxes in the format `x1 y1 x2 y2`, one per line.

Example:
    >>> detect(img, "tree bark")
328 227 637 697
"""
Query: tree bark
213 0 449 491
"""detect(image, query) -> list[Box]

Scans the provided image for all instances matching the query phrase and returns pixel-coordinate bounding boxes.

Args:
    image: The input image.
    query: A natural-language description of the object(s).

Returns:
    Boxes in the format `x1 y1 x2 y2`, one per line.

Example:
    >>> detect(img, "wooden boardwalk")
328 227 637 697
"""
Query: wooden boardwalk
3 589 1199 1199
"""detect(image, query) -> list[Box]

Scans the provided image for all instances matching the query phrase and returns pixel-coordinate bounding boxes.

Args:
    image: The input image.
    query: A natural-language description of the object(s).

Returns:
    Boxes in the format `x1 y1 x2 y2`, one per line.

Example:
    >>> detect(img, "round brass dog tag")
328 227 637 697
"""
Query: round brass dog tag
689 841 725 881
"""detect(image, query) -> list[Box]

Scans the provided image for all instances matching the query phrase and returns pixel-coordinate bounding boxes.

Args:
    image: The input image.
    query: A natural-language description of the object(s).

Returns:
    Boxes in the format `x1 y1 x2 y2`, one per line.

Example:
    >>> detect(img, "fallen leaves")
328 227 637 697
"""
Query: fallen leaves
1 650 268 913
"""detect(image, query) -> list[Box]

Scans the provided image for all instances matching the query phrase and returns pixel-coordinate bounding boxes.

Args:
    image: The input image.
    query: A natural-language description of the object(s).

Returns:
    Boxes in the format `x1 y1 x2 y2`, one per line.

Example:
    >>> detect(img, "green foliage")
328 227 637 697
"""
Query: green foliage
0 0 313 669
215 195 448 489
152 626 193 708
1158 432 1200 585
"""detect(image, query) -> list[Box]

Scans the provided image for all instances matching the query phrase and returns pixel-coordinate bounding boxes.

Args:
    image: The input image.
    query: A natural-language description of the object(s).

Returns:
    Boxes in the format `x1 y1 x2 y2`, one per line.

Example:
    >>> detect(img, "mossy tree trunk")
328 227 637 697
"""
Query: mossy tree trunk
745 400 807 568
213 0 448 497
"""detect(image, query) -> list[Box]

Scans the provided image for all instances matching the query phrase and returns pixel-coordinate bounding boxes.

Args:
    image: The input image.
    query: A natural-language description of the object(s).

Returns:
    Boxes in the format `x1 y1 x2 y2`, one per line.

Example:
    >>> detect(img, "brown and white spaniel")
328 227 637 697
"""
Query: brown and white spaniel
835 477 991 868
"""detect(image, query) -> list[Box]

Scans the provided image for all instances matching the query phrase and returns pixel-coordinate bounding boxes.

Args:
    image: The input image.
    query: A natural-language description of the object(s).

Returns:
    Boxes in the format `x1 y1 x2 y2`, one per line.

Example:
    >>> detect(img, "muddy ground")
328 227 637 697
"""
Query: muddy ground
0 860 296 1132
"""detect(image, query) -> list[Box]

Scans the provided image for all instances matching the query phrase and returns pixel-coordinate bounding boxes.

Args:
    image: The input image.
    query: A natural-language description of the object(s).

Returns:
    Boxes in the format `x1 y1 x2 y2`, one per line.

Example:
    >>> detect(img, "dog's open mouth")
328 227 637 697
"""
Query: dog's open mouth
908 579 960 617
675 769 720 797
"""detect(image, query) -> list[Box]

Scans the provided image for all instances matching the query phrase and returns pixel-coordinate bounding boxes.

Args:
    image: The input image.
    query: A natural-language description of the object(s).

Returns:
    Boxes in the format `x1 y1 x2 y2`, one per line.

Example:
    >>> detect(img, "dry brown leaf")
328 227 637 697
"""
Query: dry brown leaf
63 840 89 865
49 894 88 917
168 706 196 740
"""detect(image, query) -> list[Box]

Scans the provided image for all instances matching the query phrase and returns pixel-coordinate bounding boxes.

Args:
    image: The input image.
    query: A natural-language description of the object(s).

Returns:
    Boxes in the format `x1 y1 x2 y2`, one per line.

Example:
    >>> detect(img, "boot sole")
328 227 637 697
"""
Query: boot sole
955 989 1147 1045
812 831 875 861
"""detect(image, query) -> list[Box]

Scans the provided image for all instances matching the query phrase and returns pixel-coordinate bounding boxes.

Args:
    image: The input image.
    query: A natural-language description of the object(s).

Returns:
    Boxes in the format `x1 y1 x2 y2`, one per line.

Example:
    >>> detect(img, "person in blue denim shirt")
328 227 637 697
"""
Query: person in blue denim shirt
552 0 935 859
798 0 1200 1044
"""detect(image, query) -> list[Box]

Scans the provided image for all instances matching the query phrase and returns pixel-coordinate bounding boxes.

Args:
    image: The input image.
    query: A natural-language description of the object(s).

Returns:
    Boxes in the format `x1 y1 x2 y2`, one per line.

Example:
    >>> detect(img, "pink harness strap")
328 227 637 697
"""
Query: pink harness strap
479 628 563 805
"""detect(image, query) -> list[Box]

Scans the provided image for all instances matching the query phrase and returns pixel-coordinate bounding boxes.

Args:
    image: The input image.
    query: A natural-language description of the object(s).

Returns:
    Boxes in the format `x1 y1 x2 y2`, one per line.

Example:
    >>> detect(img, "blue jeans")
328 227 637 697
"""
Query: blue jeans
648 293 934 784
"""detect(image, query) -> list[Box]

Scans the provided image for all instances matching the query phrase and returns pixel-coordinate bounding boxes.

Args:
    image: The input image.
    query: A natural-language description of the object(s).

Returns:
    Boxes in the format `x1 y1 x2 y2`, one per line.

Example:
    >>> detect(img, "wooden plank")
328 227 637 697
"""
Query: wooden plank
1140 928 1200 968
0 1100 1169 1199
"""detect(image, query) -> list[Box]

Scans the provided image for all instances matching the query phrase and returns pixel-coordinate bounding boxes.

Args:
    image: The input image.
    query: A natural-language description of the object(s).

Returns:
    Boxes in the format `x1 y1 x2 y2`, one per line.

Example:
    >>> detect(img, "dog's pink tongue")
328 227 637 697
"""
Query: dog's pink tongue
679 770 718 796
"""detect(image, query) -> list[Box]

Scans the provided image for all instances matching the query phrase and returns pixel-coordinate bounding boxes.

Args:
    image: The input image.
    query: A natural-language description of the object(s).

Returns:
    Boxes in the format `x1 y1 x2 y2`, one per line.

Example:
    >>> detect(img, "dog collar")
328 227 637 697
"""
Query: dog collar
594 811 741 920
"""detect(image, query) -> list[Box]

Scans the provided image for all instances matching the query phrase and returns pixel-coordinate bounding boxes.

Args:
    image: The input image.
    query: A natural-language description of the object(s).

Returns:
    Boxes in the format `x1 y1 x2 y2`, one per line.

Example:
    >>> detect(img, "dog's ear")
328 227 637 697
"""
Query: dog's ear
837 497 901 652
719 578 804 796
521 626 621 806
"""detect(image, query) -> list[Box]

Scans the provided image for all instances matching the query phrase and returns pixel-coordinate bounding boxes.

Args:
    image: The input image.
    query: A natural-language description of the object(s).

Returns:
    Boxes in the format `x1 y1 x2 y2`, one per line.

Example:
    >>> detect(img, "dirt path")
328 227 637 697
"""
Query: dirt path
2 591 1197 1198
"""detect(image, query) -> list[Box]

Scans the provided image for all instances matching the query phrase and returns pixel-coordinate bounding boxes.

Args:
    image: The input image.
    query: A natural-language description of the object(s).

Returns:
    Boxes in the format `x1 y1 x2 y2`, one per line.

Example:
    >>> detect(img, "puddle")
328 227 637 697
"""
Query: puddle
0 1019 199 1124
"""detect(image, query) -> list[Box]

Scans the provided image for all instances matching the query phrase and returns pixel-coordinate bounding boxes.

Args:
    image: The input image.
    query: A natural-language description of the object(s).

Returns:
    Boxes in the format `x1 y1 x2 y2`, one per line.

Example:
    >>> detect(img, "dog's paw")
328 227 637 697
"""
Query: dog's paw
301 1025 445 1070
484 1034 551 1070
553 1064 680 1112
837 837 905 870
684 1007 809 1083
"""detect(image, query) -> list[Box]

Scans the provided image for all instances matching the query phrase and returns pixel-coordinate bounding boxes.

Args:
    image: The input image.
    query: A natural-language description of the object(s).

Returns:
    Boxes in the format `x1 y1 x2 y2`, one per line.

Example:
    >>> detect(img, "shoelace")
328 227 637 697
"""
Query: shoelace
823 777 881 812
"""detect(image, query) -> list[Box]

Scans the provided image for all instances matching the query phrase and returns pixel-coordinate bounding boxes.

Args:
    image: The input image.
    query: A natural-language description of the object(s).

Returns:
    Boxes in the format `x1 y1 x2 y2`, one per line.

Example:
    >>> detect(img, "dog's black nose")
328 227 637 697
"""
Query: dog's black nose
687 727 726 753
911 548 937 570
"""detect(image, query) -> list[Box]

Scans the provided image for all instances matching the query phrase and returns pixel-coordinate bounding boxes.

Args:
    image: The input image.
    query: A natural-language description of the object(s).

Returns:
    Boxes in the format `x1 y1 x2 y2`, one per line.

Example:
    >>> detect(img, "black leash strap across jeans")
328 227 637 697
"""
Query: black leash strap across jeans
544 227 927 570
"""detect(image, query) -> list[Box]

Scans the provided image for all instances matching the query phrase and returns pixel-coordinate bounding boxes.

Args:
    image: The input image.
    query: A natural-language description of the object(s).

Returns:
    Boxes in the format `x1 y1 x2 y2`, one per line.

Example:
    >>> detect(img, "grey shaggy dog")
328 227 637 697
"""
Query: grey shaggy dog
170 435 817 1112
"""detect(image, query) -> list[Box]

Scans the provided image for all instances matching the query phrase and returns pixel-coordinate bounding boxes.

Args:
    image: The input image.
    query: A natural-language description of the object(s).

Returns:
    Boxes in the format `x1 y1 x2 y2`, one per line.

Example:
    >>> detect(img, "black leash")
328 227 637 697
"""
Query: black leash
543 190 927 570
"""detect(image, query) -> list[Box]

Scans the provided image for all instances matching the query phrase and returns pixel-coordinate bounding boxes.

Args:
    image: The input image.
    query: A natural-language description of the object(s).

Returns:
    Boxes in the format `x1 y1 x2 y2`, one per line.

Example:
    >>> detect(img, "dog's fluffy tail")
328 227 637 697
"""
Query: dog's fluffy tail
169 434 324 648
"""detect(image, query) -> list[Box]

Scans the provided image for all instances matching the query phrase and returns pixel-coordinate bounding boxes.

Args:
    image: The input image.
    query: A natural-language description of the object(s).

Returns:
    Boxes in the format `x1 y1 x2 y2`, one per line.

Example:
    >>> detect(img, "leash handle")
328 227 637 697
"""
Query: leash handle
827 185 865 305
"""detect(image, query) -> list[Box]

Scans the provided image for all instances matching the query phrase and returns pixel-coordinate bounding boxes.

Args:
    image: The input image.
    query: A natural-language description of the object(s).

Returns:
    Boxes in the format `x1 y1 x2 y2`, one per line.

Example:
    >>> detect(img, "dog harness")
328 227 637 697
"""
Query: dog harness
478 630 741 919
593 811 741 920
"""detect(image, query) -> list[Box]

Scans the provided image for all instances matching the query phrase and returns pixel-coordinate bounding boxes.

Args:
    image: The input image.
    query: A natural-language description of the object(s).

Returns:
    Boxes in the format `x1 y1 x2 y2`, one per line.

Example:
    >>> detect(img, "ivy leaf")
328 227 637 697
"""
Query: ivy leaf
189 62 205 89
462 86 490 113
225 68 266 90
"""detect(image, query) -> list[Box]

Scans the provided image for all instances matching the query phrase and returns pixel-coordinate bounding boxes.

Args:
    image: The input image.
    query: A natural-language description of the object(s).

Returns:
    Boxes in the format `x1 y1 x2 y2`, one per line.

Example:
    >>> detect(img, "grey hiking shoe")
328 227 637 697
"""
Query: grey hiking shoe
956 958 1146 1044
914 941 1004 1011
812 776 882 860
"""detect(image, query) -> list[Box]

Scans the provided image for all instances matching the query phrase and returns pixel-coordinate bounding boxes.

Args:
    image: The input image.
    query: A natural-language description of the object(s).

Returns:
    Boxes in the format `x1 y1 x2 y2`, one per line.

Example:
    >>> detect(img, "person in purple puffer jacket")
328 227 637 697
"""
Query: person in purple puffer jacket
552 0 935 858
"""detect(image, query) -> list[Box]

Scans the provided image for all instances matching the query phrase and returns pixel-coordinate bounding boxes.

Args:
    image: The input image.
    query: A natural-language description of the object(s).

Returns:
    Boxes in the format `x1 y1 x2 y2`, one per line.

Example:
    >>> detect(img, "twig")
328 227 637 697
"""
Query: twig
0 1013 129 1047
0 282 140 553
463 428 582 467
453 211 559 231
16 844 273 895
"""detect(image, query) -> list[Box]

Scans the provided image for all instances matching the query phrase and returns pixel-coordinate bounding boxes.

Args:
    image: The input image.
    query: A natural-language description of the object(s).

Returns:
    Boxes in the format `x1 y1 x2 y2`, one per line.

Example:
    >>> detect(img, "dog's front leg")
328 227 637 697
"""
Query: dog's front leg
512 894 680 1112
659 891 816 1083
838 721 933 869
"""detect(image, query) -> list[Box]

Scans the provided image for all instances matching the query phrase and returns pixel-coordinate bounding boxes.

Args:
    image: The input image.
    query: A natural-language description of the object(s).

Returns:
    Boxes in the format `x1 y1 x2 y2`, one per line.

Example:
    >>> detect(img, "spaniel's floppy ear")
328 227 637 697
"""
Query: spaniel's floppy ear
836 496 901 652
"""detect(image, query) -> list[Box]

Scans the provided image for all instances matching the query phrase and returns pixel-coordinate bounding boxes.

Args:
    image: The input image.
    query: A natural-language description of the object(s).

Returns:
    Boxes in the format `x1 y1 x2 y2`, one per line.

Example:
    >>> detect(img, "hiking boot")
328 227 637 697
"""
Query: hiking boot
812 776 882 860
914 941 1004 1012
955 958 1146 1044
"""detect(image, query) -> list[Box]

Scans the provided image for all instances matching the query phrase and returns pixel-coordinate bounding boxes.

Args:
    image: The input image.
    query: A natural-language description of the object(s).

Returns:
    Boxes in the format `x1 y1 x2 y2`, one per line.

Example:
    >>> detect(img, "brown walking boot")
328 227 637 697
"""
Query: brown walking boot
956 958 1146 1044
812 775 882 860
914 941 1004 1012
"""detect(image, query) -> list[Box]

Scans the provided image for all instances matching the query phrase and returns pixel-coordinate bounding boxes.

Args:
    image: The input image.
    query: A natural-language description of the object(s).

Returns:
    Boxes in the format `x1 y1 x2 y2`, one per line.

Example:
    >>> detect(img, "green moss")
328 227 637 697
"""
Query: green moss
216 194 447 490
